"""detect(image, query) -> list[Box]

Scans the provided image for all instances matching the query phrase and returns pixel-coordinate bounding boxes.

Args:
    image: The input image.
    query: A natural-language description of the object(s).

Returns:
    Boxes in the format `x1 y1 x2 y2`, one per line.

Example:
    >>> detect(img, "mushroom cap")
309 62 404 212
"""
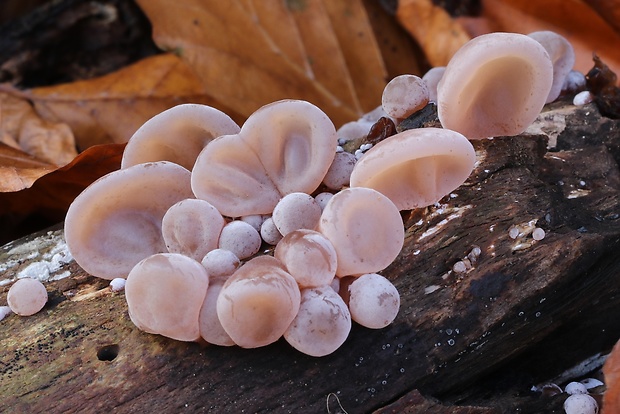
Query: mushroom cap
422 66 446 103
259 217 283 246
121 104 240 170
216 256 301 348
65 161 193 280
283 285 351 357
349 127 476 210
200 249 240 281
317 187 404 277
125 253 209 341
162 199 225 261
348 273 400 329
272 192 322 236
192 100 337 217
274 229 338 288
381 74 430 120
199 281 235 346
437 32 553 139
7 278 48 316
218 220 262 260
322 151 357 191
528 31 576 104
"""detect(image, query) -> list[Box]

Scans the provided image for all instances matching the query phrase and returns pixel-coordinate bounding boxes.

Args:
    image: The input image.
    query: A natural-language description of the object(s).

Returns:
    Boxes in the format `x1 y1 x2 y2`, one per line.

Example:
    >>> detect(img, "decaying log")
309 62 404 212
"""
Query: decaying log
1 101 619 413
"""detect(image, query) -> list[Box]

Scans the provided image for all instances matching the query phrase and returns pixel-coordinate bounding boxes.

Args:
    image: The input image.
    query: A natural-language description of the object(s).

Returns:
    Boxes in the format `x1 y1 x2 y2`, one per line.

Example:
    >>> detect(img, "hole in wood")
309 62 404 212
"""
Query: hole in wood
96 344 119 361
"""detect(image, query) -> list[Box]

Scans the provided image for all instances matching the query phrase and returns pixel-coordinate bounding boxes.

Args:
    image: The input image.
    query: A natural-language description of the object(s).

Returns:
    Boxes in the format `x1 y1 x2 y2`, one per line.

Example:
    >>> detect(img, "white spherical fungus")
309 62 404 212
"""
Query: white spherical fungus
314 192 334 211
216 256 301 348
565 382 588 395
260 217 283 245
272 192 322 236
322 151 356 190
381 74 429 120
274 229 337 288
109 278 126 292
199 282 235 346
348 273 400 329
284 286 351 357
162 199 225 261
240 215 265 233
125 253 209 342
532 227 546 241
201 249 240 281
218 220 262 260
563 394 598 414
7 278 48 316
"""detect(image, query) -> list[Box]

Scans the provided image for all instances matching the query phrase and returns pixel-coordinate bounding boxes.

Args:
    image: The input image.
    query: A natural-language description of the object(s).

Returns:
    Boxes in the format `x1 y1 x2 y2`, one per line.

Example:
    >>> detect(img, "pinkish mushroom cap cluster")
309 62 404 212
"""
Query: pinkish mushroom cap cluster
63 31 581 356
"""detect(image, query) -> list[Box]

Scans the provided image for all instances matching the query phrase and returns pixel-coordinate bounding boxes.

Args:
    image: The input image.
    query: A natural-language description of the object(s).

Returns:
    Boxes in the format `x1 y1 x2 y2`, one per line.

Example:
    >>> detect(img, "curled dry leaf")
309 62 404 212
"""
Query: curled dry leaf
0 91 76 167
396 0 620 76
20 53 241 151
0 143 125 244
136 0 389 127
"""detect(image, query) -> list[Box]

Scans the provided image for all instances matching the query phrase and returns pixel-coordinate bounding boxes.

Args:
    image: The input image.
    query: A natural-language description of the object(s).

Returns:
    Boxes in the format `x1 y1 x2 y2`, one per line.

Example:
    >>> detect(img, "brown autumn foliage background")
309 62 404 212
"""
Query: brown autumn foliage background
1 0 620 409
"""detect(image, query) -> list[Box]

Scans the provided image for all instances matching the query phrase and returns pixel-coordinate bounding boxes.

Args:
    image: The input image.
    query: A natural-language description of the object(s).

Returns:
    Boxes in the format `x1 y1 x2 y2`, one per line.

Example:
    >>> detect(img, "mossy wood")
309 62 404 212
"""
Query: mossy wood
0 101 618 413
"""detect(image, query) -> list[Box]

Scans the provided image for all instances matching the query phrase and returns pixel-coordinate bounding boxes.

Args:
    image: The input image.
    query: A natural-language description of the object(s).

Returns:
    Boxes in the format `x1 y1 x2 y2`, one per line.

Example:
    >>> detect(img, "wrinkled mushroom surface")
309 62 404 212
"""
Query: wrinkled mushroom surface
216 256 301 348
65 162 193 280
437 32 553 139
283 285 351 357
192 100 337 217
121 104 240 170
350 127 476 210
125 253 209 342
317 187 404 277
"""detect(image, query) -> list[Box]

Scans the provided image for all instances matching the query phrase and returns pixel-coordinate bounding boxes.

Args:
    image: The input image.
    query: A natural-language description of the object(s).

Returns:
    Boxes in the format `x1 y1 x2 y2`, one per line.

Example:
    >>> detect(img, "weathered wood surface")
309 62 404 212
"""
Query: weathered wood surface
1 101 619 413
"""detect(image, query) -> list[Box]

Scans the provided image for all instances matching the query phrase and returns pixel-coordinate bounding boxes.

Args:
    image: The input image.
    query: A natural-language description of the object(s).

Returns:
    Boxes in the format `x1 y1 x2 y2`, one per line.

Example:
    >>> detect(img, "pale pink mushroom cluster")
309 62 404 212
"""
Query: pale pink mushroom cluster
381 32 581 140
63 93 481 356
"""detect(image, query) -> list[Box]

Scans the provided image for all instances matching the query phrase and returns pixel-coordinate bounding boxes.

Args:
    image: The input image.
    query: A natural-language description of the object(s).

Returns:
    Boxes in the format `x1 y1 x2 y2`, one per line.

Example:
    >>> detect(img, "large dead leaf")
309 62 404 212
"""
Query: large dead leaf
397 0 620 76
20 53 241 151
0 143 56 192
136 0 389 127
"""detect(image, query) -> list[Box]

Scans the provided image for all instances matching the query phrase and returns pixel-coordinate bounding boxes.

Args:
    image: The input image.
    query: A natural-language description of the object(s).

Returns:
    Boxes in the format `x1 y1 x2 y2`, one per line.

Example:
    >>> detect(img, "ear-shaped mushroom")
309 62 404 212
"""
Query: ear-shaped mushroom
317 187 404 277
283 285 351 357
162 199 225 261
349 127 476 210
437 32 553 139
121 104 240 170
192 100 337 217
65 161 193 280
199 281 235 346
125 253 209 342
216 256 301 348
527 31 575 104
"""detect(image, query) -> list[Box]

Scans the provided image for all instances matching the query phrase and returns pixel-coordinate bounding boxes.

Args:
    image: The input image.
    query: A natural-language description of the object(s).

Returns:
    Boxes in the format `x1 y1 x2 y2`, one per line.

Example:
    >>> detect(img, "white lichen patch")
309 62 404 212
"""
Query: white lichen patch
0 229 73 285
525 108 569 149
417 205 473 242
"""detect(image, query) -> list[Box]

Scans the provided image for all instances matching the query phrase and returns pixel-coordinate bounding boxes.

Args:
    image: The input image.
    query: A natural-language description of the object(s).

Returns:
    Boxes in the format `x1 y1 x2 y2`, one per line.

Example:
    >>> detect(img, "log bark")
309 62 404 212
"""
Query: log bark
1 100 619 413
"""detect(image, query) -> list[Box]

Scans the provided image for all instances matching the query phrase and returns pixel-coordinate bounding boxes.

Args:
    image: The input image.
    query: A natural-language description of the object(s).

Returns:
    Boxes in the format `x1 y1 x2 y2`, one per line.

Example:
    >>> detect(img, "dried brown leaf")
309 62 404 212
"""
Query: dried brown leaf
0 143 55 192
136 0 389 126
396 0 471 67
0 91 76 166
21 53 240 151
